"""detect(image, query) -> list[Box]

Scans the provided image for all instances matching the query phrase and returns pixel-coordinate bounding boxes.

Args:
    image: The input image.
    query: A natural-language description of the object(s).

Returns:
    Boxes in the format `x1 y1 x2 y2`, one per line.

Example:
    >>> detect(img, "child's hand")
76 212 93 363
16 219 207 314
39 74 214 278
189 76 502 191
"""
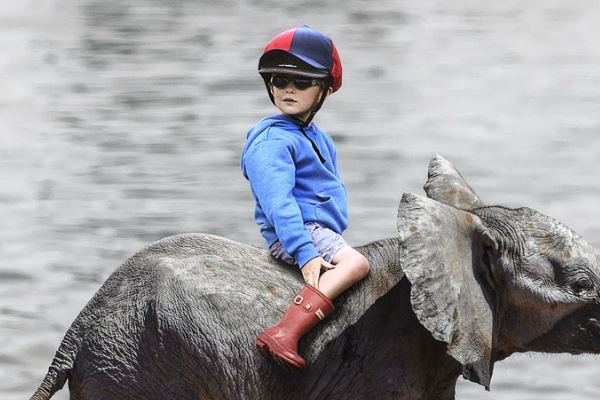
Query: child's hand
301 257 335 289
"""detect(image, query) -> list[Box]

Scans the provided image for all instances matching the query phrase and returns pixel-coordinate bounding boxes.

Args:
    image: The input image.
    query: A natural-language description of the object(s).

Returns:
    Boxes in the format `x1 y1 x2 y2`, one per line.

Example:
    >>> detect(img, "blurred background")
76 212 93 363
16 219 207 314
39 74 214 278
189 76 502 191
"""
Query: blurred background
2 0 600 399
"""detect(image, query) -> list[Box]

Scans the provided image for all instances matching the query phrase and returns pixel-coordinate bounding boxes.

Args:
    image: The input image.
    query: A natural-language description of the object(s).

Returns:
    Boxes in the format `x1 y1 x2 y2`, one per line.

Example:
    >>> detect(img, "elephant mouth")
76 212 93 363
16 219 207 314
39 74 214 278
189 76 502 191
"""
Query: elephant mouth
528 306 600 354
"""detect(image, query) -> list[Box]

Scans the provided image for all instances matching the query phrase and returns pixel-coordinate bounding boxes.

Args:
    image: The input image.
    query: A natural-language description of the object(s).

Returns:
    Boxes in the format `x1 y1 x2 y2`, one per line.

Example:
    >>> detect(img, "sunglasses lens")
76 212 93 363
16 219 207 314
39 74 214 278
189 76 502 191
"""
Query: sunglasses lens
271 76 290 89
293 79 313 90
271 75 320 90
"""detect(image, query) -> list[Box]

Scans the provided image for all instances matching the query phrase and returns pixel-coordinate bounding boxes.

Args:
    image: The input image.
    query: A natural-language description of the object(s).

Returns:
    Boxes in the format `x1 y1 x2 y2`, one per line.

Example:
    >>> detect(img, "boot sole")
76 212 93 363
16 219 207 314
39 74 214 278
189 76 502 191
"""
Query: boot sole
256 336 305 370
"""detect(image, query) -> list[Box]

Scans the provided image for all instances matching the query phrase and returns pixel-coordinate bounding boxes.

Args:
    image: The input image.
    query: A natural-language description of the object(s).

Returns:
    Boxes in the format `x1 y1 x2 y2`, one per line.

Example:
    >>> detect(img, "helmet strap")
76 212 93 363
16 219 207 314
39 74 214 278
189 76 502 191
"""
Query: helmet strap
300 83 330 127
262 75 276 105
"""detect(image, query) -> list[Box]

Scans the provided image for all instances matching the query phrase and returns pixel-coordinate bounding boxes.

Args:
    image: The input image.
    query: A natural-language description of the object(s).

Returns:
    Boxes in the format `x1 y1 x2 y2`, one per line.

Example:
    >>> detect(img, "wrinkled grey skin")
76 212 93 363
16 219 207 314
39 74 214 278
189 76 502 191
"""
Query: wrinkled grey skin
31 155 600 400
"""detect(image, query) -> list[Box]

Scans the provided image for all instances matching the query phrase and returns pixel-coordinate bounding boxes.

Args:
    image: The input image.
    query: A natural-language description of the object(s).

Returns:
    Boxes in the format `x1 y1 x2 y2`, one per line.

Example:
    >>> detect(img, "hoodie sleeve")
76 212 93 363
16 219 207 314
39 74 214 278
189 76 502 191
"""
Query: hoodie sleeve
243 138 320 268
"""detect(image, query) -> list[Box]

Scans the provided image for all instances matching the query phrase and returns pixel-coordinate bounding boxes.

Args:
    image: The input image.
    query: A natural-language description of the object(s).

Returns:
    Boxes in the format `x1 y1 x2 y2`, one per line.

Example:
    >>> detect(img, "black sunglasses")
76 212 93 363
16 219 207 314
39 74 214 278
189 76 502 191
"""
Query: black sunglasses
270 75 323 90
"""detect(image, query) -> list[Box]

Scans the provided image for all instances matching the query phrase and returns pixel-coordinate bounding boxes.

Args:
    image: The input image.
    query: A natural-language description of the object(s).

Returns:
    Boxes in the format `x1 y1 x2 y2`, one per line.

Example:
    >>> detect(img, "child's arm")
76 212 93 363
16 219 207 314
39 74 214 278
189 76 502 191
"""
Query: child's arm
243 139 320 268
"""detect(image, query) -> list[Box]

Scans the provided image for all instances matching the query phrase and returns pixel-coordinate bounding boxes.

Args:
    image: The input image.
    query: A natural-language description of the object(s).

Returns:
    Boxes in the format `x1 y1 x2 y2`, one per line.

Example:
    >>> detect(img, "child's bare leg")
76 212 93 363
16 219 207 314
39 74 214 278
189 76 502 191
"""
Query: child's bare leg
256 246 367 370
317 247 369 300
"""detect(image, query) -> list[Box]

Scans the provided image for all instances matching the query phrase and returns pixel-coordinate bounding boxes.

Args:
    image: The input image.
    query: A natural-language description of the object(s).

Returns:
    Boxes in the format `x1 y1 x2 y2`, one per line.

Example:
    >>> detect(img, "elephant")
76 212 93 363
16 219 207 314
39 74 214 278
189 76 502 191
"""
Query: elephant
30 155 600 400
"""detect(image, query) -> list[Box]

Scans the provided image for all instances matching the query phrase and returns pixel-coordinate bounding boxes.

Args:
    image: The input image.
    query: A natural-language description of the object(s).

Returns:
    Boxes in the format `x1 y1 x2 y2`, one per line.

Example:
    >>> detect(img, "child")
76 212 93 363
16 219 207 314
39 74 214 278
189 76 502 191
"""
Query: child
241 25 370 370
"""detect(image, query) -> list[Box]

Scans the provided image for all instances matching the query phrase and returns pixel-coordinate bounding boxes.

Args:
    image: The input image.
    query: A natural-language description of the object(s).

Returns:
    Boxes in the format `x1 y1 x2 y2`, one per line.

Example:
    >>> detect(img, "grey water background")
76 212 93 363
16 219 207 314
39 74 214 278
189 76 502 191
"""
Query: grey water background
2 0 600 399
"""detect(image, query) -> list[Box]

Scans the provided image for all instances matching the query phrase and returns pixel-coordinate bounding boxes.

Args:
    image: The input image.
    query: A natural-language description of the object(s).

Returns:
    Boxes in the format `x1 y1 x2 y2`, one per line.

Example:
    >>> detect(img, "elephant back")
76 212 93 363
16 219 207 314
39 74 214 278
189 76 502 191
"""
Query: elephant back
139 233 305 307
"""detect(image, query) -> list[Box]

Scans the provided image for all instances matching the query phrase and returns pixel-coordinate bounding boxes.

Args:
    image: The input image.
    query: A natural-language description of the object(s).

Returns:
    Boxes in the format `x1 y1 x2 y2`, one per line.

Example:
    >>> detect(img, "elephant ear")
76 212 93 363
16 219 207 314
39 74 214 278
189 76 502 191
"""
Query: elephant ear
398 192 498 389
424 154 485 210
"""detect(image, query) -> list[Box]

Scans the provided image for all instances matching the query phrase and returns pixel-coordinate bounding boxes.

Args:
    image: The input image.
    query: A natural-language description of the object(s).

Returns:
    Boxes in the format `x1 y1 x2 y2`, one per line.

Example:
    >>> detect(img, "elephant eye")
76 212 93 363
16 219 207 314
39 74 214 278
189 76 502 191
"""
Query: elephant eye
570 279 593 295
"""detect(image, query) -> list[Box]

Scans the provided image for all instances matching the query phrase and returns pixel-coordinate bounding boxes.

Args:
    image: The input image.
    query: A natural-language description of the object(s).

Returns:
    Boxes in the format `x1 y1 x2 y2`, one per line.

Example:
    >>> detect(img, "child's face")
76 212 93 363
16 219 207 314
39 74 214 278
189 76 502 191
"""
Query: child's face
269 75 329 122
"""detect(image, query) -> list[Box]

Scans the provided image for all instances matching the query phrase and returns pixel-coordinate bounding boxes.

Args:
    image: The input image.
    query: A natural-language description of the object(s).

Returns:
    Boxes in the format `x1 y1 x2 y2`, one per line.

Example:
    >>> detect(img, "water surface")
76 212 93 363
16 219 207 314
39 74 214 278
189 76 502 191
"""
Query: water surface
2 1 600 399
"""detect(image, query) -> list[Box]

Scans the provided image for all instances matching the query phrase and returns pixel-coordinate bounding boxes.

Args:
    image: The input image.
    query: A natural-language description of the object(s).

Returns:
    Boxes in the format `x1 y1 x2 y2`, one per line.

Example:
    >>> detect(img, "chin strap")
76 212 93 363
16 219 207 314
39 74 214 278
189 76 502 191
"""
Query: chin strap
300 83 330 127
263 77 276 105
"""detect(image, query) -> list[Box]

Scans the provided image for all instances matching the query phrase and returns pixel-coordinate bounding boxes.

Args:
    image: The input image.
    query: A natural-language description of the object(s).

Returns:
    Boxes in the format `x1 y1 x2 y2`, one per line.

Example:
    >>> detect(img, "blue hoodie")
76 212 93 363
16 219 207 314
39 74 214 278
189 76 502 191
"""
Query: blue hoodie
241 114 348 268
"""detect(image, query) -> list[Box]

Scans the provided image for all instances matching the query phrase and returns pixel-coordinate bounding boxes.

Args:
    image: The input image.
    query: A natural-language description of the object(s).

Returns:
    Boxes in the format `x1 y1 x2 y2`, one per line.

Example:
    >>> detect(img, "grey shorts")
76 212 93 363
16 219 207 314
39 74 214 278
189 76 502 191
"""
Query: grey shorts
269 222 348 265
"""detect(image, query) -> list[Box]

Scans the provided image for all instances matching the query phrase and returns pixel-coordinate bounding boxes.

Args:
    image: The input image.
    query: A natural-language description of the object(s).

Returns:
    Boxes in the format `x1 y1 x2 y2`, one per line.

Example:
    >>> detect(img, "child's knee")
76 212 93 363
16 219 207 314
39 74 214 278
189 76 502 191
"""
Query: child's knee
351 253 370 280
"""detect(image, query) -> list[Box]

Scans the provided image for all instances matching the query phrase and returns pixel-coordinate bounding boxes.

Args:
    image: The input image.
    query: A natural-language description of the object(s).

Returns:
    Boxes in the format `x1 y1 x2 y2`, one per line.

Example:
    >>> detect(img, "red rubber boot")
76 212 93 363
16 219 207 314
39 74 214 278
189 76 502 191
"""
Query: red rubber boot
256 284 335 370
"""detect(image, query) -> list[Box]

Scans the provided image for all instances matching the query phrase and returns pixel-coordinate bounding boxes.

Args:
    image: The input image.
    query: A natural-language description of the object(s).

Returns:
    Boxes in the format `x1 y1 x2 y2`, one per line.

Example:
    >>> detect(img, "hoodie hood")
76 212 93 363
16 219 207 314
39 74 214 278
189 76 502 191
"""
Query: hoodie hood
241 114 303 177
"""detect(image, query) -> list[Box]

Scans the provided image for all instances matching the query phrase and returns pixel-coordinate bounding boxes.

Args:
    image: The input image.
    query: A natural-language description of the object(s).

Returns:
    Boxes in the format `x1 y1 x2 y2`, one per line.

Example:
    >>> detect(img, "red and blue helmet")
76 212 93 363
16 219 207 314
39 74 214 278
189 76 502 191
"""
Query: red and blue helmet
258 25 343 92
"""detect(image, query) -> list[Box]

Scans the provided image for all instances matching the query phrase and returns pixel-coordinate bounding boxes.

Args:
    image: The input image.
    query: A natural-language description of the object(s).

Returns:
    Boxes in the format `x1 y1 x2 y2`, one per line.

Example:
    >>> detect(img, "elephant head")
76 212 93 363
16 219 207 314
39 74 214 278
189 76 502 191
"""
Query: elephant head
398 154 600 390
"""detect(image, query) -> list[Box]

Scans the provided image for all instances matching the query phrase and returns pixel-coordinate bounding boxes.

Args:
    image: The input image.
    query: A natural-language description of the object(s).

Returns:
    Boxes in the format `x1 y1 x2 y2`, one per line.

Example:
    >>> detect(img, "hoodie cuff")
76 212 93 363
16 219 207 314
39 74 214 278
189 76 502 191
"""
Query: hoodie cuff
295 244 321 269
